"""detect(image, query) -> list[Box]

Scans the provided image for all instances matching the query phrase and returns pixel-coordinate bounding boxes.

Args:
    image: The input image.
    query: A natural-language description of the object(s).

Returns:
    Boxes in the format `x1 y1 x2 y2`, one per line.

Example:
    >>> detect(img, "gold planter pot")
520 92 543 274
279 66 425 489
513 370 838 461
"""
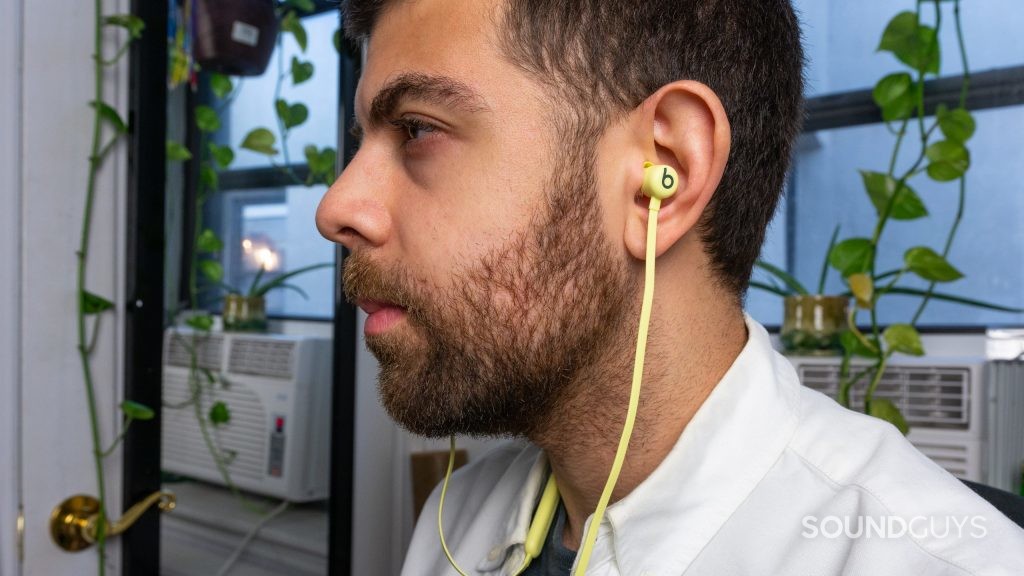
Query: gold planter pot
781 295 849 356
222 294 268 332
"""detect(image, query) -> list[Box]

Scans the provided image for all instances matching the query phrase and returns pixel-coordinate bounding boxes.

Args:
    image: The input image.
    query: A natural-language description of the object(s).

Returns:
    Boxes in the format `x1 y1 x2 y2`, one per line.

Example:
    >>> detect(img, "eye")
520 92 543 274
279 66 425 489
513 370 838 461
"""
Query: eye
391 116 439 145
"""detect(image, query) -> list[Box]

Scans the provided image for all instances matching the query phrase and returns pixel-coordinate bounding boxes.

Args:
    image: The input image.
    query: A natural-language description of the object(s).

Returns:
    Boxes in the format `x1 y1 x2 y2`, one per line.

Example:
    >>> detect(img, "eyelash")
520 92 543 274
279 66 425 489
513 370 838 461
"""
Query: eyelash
389 116 438 145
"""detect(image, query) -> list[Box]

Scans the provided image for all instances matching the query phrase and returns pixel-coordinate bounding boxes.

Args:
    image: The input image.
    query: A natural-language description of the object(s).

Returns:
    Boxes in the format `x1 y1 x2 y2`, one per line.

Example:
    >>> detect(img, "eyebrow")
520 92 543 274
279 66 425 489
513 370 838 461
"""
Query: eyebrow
352 72 489 138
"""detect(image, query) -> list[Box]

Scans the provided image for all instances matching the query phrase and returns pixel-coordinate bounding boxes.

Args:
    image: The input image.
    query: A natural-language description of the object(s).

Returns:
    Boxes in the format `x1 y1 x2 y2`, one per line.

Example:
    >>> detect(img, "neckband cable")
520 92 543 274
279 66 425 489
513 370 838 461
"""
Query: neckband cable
438 196 664 575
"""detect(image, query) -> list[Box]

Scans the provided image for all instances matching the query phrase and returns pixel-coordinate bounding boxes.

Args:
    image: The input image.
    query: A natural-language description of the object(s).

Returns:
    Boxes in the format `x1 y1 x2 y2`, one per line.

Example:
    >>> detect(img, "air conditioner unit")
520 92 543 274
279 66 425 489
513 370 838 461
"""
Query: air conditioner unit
162 329 333 502
787 355 1024 493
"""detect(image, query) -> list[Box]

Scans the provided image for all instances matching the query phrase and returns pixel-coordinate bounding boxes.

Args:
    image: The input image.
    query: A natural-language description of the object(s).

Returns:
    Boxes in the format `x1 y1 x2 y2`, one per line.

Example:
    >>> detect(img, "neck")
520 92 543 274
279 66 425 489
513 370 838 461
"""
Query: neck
529 277 748 550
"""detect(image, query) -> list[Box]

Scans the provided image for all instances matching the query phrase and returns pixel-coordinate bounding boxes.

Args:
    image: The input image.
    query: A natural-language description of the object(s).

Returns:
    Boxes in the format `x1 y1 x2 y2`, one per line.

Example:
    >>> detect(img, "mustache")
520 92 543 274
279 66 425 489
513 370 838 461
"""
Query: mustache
342 252 422 315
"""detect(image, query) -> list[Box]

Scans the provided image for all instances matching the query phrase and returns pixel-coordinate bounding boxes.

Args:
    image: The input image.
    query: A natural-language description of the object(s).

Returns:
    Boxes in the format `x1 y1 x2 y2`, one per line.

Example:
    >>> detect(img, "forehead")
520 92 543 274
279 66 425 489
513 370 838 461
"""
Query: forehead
357 0 507 114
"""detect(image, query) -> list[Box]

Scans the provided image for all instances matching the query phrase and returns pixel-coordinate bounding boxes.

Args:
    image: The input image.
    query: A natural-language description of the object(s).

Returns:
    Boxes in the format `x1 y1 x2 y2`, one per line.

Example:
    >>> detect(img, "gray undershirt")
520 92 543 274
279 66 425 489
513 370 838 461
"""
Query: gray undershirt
521 501 577 576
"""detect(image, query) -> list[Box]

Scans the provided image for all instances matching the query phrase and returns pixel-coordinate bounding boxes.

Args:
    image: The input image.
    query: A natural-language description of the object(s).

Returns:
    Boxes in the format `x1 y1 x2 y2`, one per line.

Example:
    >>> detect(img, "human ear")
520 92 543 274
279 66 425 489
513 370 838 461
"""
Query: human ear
622 81 731 260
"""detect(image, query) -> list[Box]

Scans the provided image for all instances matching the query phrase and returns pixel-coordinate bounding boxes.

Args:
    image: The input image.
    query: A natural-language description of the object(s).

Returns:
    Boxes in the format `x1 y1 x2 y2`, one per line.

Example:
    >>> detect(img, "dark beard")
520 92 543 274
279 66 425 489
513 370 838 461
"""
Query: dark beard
342 153 636 438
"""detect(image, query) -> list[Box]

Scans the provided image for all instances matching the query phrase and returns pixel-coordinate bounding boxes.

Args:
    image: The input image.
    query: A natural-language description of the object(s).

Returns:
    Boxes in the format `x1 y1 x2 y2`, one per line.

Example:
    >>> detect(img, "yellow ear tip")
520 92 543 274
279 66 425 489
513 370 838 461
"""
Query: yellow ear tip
642 163 679 200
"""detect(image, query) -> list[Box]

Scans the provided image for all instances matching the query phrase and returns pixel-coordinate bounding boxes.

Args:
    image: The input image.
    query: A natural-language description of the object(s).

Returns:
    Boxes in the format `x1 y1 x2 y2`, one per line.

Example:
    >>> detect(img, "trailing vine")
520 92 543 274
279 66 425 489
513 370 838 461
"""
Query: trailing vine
80 4 150 575
832 0 979 431
163 1 337 504
752 0 1024 433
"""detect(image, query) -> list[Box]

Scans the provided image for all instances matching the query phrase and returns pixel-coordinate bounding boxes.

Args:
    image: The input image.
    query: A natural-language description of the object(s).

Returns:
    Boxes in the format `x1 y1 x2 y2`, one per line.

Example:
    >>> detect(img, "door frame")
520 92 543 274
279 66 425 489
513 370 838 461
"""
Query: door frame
120 0 168 574
0 0 24 574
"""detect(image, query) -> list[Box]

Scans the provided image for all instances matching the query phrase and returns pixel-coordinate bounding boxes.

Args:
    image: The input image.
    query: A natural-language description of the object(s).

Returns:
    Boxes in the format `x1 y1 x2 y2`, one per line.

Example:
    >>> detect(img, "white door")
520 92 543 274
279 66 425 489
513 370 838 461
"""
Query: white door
1 1 136 574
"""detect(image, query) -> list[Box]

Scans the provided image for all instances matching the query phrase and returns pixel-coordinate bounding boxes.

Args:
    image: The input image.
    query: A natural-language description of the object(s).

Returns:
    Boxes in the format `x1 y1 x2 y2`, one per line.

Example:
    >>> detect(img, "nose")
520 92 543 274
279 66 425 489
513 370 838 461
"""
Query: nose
316 148 392 251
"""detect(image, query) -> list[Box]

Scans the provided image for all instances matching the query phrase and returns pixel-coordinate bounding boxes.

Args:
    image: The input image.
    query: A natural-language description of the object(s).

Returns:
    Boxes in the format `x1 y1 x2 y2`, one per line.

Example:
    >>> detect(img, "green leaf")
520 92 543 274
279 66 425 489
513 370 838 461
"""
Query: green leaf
194 105 221 133
829 238 875 277
904 246 964 282
285 0 316 12
209 402 231 426
936 104 976 144
251 262 332 297
275 99 309 130
104 14 145 39
878 12 939 74
281 11 308 52
209 73 234 99
166 140 192 162
186 314 214 332
291 57 314 85
859 171 927 221
120 400 155 421
200 165 219 190
199 259 224 283
867 398 910 435
304 145 337 182
840 330 881 359
872 73 916 122
90 101 127 133
197 229 223 253
208 143 235 169
240 128 278 156
754 261 808 295
82 291 115 315
878 12 918 53
882 287 1024 313
884 323 925 356
925 140 970 181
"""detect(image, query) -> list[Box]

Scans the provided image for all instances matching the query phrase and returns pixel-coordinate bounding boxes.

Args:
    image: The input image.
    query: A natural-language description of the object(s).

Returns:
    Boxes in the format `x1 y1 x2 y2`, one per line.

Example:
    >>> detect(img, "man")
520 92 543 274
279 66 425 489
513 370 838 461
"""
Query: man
316 0 1024 574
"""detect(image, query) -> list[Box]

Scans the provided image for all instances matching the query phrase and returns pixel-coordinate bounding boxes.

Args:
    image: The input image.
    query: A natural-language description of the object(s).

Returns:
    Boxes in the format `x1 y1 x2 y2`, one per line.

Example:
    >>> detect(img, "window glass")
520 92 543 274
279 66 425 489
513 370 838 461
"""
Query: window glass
749 104 1024 328
207 185 335 318
221 11 341 169
794 0 1024 96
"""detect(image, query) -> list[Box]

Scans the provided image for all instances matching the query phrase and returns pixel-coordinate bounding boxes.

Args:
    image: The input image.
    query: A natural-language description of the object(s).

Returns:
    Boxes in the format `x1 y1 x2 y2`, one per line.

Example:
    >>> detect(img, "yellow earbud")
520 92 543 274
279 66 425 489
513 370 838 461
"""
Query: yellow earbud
641 161 679 200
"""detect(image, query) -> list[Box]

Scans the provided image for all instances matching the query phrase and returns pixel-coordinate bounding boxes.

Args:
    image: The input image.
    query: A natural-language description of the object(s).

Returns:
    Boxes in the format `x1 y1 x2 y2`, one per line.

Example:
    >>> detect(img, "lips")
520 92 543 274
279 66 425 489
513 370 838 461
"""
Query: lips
357 299 408 336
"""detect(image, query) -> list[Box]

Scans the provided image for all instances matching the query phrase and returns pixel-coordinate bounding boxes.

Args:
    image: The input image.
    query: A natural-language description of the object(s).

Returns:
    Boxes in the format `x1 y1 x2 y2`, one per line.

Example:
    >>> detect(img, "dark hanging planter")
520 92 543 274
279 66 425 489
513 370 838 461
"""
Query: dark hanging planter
194 0 278 77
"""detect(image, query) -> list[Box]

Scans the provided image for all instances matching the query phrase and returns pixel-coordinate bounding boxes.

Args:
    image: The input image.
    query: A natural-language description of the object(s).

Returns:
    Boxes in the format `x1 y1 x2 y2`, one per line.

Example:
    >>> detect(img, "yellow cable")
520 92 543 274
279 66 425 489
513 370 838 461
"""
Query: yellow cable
439 436 470 576
573 197 662 575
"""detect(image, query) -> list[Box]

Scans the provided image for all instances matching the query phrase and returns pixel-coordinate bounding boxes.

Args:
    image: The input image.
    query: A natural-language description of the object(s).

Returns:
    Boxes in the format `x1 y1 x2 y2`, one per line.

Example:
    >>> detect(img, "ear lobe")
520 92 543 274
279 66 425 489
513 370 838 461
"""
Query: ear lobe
622 81 731 262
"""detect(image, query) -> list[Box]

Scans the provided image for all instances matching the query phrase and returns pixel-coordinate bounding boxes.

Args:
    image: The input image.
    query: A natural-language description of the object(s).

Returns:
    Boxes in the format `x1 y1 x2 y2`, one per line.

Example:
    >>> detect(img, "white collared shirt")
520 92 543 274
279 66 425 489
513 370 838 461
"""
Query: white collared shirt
402 315 1024 575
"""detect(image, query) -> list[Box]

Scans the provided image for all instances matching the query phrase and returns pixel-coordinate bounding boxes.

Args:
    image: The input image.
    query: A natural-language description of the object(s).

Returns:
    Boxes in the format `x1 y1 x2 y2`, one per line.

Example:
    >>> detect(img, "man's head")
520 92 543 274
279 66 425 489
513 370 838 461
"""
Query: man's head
317 0 803 437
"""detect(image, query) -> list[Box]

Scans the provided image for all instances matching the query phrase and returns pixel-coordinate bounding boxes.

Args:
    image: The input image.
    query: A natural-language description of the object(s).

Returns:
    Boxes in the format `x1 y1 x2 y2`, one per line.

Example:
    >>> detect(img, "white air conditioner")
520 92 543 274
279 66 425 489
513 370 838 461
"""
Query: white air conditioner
162 329 333 502
788 355 1024 493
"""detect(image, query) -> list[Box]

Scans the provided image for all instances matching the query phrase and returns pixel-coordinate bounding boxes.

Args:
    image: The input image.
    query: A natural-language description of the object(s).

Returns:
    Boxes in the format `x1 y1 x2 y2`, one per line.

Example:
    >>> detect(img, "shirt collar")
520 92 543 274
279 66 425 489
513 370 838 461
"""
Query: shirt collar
482 314 802 575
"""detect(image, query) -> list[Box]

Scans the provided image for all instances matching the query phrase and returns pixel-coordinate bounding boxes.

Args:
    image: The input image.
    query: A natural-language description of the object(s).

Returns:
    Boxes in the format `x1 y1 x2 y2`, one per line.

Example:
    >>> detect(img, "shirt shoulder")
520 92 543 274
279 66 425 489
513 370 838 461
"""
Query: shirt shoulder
781 385 1024 575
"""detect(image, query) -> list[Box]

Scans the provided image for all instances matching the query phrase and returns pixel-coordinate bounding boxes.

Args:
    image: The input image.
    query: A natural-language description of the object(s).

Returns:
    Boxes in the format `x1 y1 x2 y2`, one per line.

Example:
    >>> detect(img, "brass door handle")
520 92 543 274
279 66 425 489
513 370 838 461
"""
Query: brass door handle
51 491 176 552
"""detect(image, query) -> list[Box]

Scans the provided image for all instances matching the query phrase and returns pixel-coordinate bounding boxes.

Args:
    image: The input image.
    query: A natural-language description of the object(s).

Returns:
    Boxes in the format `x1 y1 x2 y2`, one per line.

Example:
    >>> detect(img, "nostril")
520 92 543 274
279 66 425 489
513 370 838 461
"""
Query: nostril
340 226 359 238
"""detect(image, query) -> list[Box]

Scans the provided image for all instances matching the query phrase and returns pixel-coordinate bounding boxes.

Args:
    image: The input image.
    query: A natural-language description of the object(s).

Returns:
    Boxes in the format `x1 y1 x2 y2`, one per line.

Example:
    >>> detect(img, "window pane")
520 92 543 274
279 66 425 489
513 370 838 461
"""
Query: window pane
221 11 341 169
750 104 1024 328
206 185 336 318
794 0 1024 96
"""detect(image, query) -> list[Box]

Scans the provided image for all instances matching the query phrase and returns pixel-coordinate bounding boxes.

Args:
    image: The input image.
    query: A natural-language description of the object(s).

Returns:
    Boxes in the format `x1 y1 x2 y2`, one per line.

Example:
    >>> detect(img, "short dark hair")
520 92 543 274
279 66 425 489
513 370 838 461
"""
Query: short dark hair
344 0 804 303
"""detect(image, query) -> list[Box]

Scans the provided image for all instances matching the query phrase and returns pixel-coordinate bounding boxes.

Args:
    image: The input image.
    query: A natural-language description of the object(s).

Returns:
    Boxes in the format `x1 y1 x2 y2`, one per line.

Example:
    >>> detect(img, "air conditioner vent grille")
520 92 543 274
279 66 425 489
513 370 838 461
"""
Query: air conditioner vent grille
166 332 223 370
228 339 295 379
162 370 267 483
798 364 970 429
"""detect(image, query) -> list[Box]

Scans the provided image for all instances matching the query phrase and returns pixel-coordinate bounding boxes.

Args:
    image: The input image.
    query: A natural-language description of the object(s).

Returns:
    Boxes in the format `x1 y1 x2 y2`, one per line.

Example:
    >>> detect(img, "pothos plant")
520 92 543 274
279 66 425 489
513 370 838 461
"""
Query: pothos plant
164 0 338 499
79 7 150 576
822 0 999 434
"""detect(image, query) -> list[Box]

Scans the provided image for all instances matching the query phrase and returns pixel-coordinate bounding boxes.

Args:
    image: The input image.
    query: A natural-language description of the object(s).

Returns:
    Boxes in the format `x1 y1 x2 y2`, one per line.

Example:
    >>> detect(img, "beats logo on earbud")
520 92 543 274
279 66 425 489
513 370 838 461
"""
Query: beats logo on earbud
641 161 679 200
